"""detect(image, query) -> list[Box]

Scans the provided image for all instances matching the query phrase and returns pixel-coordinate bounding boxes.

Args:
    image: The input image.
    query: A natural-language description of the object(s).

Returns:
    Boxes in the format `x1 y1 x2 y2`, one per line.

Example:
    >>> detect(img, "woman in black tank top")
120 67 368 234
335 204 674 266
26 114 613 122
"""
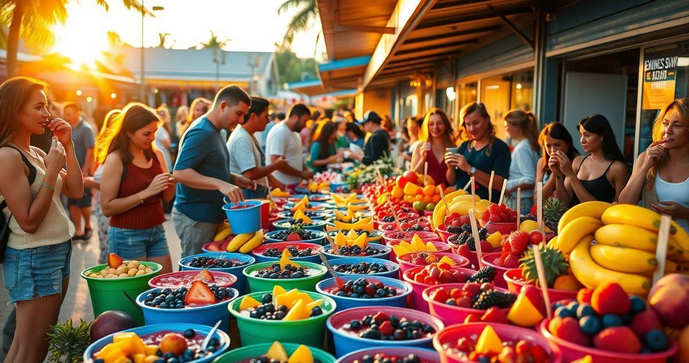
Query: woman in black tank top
551 115 629 206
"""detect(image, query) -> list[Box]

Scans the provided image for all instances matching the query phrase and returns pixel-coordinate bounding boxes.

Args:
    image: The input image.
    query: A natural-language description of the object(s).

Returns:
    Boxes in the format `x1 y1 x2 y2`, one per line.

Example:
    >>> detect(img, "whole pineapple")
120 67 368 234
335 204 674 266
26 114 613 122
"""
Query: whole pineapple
543 197 567 233
519 244 569 288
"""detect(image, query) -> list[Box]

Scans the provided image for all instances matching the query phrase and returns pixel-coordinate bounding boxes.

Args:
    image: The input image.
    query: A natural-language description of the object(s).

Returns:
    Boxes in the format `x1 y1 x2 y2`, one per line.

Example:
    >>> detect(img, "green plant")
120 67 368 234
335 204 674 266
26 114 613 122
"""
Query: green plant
346 155 400 189
46 319 92 363
543 197 568 233
519 244 569 288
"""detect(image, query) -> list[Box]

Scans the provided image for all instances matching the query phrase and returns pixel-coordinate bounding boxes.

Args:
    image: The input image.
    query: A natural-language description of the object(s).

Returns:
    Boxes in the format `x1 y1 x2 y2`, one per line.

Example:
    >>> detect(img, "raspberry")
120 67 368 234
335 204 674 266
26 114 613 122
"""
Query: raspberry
489 213 502 222
479 240 493 252
508 231 530 254
499 203 508 211
499 212 508 221
459 215 471 225
503 254 520 268
456 244 472 258
530 204 538 216
481 210 491 221
529 230 544 244
488 204 501 214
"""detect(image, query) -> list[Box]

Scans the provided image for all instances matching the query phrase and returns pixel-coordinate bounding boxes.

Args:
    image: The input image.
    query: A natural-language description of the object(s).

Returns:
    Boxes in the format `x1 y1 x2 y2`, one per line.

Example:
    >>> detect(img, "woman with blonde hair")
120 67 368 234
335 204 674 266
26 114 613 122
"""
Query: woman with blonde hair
155 104 172 170
411 108 456 186
620 98 689 232
503 109 540 211
177 98 211 139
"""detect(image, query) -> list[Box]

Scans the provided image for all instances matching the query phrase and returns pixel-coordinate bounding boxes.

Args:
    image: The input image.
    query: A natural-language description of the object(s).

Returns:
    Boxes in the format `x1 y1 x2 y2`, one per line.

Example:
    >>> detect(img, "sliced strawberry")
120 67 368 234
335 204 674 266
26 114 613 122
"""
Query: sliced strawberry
285 232 302 241
185 281 217 305
193 269 215 283
378 321 394 335
372 312 389 323
530 204 538 216
108 253 123 268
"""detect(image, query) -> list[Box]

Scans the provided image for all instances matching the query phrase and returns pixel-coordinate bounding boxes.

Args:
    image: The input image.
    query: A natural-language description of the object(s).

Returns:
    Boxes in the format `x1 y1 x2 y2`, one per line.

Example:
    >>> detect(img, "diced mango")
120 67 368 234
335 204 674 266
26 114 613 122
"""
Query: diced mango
276 289 301 309
133 354 146 363
283 299 309 321
305 300 323 310
507 294 544 327
476 326 503 355
266 341 289 362
287 344 314 363
239 295 261 311
486 231 502 249
438 256 456 266
144 345 158 356
392 245 412 257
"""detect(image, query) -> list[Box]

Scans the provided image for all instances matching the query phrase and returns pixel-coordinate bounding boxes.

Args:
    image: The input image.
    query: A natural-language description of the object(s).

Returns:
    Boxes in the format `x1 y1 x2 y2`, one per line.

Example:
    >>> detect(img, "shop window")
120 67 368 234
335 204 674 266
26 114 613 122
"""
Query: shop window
479 70 533 139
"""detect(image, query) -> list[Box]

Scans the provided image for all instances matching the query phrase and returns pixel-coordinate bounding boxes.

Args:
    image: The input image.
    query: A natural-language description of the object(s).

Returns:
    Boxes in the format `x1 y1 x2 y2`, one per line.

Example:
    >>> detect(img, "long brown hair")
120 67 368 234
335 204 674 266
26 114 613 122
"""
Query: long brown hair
420 108 456 148
645 98 689 191
186 97 211 124
459 101 496 155
314 121 337 160
102 103 160 167
0 76 48 145
505 109 540 153
95 109 122 167
538 121 578 175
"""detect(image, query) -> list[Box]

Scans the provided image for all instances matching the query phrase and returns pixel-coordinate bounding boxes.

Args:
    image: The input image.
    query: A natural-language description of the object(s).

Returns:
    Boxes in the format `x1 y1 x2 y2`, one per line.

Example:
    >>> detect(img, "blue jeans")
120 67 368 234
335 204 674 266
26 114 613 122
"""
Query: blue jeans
2 241 72 304
108 225 169 259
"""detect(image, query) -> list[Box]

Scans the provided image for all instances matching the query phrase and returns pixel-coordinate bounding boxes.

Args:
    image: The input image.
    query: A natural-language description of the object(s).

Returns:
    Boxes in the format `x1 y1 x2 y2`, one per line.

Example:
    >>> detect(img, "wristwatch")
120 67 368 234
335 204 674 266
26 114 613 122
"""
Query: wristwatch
469 166 476 176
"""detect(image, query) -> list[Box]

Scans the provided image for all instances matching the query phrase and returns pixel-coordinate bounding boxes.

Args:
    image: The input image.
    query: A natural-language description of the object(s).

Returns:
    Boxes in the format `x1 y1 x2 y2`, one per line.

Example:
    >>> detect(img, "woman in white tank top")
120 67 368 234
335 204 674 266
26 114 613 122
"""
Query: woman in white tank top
0 77 84 362
621 98 689 233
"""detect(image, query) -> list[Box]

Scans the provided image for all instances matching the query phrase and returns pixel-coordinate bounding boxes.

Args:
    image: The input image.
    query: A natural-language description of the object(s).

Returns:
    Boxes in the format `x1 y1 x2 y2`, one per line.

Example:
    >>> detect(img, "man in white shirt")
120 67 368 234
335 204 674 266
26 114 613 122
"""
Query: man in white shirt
227 97 288 197
266 103 314 186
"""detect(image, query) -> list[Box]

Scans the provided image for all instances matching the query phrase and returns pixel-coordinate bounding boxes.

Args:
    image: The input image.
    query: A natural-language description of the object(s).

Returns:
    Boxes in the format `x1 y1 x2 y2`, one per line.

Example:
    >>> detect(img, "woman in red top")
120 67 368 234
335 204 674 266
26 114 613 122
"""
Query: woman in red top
100 103 175 273
410 108 456 186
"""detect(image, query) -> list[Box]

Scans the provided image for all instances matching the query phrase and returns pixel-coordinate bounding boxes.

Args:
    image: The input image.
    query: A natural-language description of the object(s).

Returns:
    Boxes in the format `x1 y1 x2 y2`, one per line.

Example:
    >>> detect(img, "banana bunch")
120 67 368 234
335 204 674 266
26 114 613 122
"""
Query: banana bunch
431 189 490 228
226 230 264 253
557 202 689 295
213 222 232 241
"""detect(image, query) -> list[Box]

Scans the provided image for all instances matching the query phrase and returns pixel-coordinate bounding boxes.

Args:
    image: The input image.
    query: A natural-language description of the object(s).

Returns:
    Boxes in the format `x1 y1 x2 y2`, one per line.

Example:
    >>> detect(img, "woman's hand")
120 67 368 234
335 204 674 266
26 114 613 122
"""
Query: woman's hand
642 145 665 171
141 173 171 199
651 202 689 220
548 155 562 177
445 153 470 171
419 142 431 158
45 137 66 174
554 151 574 178
47 118 73 145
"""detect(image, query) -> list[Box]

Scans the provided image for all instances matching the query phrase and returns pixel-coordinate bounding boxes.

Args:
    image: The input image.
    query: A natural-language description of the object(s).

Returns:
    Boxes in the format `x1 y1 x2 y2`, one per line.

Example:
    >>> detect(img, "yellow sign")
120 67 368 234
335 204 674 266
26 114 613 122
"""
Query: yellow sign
642 55 678 110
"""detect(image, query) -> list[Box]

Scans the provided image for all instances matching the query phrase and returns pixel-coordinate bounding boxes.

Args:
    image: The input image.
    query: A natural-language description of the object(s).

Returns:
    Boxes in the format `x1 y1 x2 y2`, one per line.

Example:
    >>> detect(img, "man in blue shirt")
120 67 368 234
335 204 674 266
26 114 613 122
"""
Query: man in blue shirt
172 85 255 257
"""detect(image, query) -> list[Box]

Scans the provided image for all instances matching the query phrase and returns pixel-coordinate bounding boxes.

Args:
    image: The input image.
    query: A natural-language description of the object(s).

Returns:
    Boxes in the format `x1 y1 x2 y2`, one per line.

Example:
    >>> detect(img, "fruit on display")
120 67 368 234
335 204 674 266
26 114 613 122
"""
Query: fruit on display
143 281 234 309
269 225 321 242
292 209 313 224
332 261 390 275
507 292 544 327
90 311 137 342
351 353 422 363
254 251 310 279
391 234 439 257
290 197 310 212
648 274 689 329
213 223 233 242
187 256 248 268
555 216 603 253
489 231 534 269
226 230 264 253
398 252 459 267
88 254 153 279
547 282 672 354
447 226 492 253
557 201 611 234
432 194 491 229
249 341 317 363
518 244 571 289
409 263 495 285
328 277 399 299
334 230 368 249
270 188 290 198
262 245 317 258
343 312 435 341
441 325 551 362
331 192 366 206
589 244 658 274
429 282 515 310
239 289 323 321
333 217 374 232
594 223 684 257
524 197 568 233
481 203 518 224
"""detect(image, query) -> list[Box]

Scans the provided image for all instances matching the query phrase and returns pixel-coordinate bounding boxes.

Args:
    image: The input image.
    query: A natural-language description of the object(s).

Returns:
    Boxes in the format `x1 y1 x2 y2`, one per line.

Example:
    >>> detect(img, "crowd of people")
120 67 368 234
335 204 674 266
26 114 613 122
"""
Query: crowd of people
0 74 688 362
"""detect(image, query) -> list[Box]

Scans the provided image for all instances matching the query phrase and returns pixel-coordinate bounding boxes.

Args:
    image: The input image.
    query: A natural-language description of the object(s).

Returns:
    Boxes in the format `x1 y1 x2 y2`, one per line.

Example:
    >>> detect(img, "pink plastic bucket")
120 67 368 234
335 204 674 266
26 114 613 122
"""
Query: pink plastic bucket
422 284 512 327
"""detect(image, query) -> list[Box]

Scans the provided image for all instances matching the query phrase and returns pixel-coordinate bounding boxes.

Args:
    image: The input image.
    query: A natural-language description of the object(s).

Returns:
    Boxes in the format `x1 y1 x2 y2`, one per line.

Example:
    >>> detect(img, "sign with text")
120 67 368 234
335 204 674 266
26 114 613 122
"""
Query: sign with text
642 51 678 110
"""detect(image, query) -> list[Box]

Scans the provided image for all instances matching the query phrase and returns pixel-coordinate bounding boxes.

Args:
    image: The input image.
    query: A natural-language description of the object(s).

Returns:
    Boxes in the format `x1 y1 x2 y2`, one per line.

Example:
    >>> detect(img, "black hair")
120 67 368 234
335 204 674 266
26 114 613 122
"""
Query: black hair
212 85 251 108
578 114 626 163
272 112 286 121
289 103 311 119
346 122 365 139
538 121 579 174
243 97 270 123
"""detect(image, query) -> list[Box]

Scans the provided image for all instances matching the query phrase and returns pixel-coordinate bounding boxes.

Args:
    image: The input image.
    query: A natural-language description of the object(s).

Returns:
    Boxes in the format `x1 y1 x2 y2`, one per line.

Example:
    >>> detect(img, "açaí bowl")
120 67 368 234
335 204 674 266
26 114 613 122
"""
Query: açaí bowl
178 252 254 295
273 218 328 231
277 210 328 220
264 229 327 245
136 286 239 333
326 306 444 358
504 268 579 302
243 261 328 292
326 257 400 279
83 323 230 363
251 241 324 264
381 231 440 246
316 275 412 312
422 283 513 326
434 322 563 363
327 230 383 244
402 266 476 313
228 290 336 347
387 240 451 262
322 243 391 261
148 270 237 289
214 342 335 363
396 252 471 276
335 347 439 363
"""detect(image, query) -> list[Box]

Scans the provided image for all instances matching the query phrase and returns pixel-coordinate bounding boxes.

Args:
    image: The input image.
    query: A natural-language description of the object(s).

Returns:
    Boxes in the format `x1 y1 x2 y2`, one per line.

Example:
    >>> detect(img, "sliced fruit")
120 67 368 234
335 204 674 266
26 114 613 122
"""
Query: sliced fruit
476 325 503 354
392 245 412 257
185 281 217 305
276 289 301 309
193 269 215 283
335 232 348 247
280 250 300 270
352 233 368 249
239 296 261 310
411 235 425 251
293 210 312 224
486 231 502 249
283 299 309 321
438 256 456 266
508 294 544 327
285 232 302 241
273 285 287 297
305 299 323 310
294 292 314 305
345 229 359 241
239 229 264 253
425 242 437 252
266 341 289 362
288 344 314 363
108 253 123 268
400 241 414 251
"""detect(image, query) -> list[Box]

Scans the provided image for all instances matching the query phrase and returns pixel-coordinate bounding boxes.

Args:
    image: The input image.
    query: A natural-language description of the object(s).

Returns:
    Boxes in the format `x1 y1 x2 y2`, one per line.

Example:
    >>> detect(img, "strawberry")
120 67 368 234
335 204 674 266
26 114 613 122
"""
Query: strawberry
462 283 482 297
459 215 471 225
185 281 217 305
372 312 389 323
479 240 493 253
503 254 520 268
528 231 543 244
530 204 538 216
498 212 508 221
285 232 301 241
499 203 508 212
489 213 502 222
508 231 529 254
591 282 630 315
456 244 471 259
488 204 501 214
108 253 123 268
378 321 394 335
577 288 594 304
481 307 509 324
431 289 449 303
193 269 215 283
481 211 491 222
455 297 473 308
593 327 641 353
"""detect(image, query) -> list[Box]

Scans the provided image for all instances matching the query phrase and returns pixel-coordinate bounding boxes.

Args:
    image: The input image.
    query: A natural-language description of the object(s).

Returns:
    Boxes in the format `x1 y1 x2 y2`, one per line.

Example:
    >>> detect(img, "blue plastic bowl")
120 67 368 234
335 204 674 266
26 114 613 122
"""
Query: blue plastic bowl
322 244 391 261
330 182 349 193
316 276 412 312
136 287 238 333
325 257 400 279
222 200 261 234
83 323 230 363
276 210 328 220
178 252 255 295
335 347 440 363
273 219 327 231
264 230 327 245
326 306 444 358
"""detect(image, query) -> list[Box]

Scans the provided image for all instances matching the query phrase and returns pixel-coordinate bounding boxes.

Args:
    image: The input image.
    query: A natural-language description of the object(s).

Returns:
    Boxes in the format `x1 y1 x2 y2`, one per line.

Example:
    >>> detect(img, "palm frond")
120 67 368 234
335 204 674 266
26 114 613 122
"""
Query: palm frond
283 2 317 45
277 0 312 15
20 0 68 49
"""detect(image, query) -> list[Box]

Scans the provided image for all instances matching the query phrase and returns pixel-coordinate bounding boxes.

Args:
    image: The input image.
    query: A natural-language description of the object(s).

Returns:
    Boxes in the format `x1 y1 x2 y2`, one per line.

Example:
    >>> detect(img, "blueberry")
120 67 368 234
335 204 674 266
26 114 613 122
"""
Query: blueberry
182 349 195 360
602 314 622 328
555 306 575 319
577 304 596 319
646 329 669 352
183 329 195 338
350 320 362 329
208 337 220 347
629 296 646 315
159 302 169 309
311 306 323 316
579 316 602 336
567 301 580 312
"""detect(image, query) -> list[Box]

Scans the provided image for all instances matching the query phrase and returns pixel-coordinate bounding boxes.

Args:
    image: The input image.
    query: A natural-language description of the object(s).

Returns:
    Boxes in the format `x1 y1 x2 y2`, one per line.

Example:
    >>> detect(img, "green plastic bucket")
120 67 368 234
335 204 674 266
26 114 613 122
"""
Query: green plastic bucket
81 262 161 325
243 261 327 292
213 342 335 362
228 290 336 348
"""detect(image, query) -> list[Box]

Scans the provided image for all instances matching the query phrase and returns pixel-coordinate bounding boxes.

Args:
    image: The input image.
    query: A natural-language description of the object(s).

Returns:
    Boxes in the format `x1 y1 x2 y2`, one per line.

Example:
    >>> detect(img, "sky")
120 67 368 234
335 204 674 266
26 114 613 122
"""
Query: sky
51 0 325 62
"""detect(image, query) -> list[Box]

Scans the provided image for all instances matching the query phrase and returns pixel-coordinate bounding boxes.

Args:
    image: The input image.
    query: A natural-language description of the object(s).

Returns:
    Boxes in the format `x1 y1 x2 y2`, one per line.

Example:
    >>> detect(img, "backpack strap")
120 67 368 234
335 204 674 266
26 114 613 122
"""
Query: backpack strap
0 145 38 211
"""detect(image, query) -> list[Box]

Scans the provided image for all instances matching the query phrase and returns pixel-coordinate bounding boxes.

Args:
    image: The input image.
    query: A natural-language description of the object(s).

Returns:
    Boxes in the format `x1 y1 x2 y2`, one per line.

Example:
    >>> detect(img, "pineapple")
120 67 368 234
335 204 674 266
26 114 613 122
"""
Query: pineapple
519 244 569 288
543 197 567 233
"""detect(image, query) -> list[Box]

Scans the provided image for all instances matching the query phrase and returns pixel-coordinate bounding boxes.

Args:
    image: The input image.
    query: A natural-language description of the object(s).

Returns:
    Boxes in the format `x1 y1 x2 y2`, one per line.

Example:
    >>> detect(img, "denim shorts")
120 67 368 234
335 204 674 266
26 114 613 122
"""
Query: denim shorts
2 241 72 304
108 225 170 259
68 187 92 208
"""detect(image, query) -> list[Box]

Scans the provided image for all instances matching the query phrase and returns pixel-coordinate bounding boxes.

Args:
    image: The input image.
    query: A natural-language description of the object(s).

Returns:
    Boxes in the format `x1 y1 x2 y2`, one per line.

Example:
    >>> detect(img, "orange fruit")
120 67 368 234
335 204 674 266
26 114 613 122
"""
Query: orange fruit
415 194 423 201
423 195 433 203
432 194 441 203
391 186 404 199
553 275 581 291
422 185 435 196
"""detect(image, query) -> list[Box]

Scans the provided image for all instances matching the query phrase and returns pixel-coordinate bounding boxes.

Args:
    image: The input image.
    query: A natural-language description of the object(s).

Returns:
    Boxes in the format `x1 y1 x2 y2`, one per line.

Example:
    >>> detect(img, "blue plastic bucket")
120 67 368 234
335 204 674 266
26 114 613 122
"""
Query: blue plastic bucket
322 244 391 261
178 252 255 295
316 276 412 312
325 257 400 279
222 200 261 234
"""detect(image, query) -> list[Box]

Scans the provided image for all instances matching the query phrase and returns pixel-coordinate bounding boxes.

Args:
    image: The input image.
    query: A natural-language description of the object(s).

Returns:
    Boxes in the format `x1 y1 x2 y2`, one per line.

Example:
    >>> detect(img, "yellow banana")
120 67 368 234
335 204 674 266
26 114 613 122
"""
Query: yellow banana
557 216 603 254
214 228 233 242
451 194 480 204
226 232 254 252
570 235 651 295
595 224 687 260
558 201 610 234
590 244 658 274
239 230 264 253
431 189 467 228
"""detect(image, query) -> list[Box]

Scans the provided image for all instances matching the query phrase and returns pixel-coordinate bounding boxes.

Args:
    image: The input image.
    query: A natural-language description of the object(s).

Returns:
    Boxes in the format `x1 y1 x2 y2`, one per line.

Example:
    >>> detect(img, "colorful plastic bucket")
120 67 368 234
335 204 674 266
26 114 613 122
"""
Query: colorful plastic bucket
434 323 563 363
178 253 255 295
325 257 400 279
257 199 271 225
402 266 475 313
435 227 453 243
273 219 328 231
422 284 512 326
222 200 262 234
336 347 440 363
396 252 471 277
322 244 391 261
228 291 336 347
482 221 518 235
251 242 324 264
148 270 237 289
504 269 579 302
243 261 328 292
330 182 349 193
214 342 336 362
83 323 230 363
381 231 440 246
326 230 384 244
326 306 444 358
264 230 327 245
81 262 162 326
136 287 239 333
316 276 412 312
480 252 510 288
537 319 677 363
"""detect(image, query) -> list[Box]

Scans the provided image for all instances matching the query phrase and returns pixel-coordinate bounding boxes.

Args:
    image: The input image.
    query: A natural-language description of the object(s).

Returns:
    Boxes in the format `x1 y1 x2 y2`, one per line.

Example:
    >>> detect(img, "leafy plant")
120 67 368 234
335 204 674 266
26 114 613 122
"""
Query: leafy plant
346 155 400 189
46 319 92 363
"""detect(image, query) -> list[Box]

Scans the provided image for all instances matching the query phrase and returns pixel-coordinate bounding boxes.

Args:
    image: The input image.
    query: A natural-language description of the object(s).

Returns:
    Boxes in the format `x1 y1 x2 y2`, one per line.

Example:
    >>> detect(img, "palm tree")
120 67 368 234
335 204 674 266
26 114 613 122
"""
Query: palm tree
157 32 170 48
2 0 150 77
199 31 230 50
278 0 317 47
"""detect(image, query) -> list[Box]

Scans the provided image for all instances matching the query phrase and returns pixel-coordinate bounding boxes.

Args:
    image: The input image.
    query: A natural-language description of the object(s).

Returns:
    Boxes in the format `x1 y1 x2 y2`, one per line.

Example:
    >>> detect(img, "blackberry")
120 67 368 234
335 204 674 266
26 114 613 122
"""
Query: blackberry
472 290 517 310
461 224 472 233
447 226 463 234
467 266 496 284
478 227 488 240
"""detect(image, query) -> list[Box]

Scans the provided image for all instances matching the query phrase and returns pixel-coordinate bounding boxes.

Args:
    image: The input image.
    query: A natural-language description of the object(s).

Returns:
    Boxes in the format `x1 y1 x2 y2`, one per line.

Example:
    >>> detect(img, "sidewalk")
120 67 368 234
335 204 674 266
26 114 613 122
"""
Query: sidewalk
0 215 183 362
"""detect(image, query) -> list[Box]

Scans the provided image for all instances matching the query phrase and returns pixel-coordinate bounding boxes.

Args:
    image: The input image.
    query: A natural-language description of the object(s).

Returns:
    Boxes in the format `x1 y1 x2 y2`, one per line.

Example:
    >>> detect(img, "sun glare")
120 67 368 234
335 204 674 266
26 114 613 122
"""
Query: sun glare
52 12 109 68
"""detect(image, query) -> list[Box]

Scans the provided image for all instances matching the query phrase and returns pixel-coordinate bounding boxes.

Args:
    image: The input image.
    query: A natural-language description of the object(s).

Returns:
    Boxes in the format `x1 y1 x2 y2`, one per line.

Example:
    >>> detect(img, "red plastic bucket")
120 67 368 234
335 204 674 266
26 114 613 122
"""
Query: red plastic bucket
479 252 510 288
423 284 513 327
402 266 475 313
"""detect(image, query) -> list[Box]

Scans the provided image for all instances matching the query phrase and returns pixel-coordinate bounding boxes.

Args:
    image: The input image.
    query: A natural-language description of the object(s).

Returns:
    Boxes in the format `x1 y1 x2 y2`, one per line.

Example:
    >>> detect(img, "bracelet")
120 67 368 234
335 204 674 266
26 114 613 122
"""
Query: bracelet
41 182 55 192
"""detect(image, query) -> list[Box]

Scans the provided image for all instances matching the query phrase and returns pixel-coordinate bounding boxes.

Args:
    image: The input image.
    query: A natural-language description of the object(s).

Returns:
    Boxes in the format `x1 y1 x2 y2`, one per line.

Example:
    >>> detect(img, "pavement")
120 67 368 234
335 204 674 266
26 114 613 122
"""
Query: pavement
0 215 184 362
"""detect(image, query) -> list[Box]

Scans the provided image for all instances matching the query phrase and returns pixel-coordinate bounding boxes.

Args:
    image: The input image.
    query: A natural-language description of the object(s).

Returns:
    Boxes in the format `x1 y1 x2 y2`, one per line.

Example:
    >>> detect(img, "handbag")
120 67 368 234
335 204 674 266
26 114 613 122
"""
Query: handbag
0 146 37 263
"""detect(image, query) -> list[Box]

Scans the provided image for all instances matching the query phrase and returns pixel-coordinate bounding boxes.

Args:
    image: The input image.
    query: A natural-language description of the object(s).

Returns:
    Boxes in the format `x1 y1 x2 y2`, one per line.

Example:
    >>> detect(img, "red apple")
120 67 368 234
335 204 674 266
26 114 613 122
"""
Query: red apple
648 274 689 329
403 171 419 184
396 175 409 189
520 285 544 312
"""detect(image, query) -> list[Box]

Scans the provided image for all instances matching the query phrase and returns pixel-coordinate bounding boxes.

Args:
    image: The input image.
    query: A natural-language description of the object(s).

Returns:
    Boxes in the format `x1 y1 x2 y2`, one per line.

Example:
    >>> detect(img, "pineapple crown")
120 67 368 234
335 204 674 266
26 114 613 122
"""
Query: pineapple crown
519 244 569 288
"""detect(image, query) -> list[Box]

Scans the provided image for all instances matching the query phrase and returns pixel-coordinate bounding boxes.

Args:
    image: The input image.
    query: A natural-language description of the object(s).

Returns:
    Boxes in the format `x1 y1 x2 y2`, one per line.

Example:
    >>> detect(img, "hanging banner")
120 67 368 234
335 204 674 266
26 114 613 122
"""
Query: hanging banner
642 53 678 110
